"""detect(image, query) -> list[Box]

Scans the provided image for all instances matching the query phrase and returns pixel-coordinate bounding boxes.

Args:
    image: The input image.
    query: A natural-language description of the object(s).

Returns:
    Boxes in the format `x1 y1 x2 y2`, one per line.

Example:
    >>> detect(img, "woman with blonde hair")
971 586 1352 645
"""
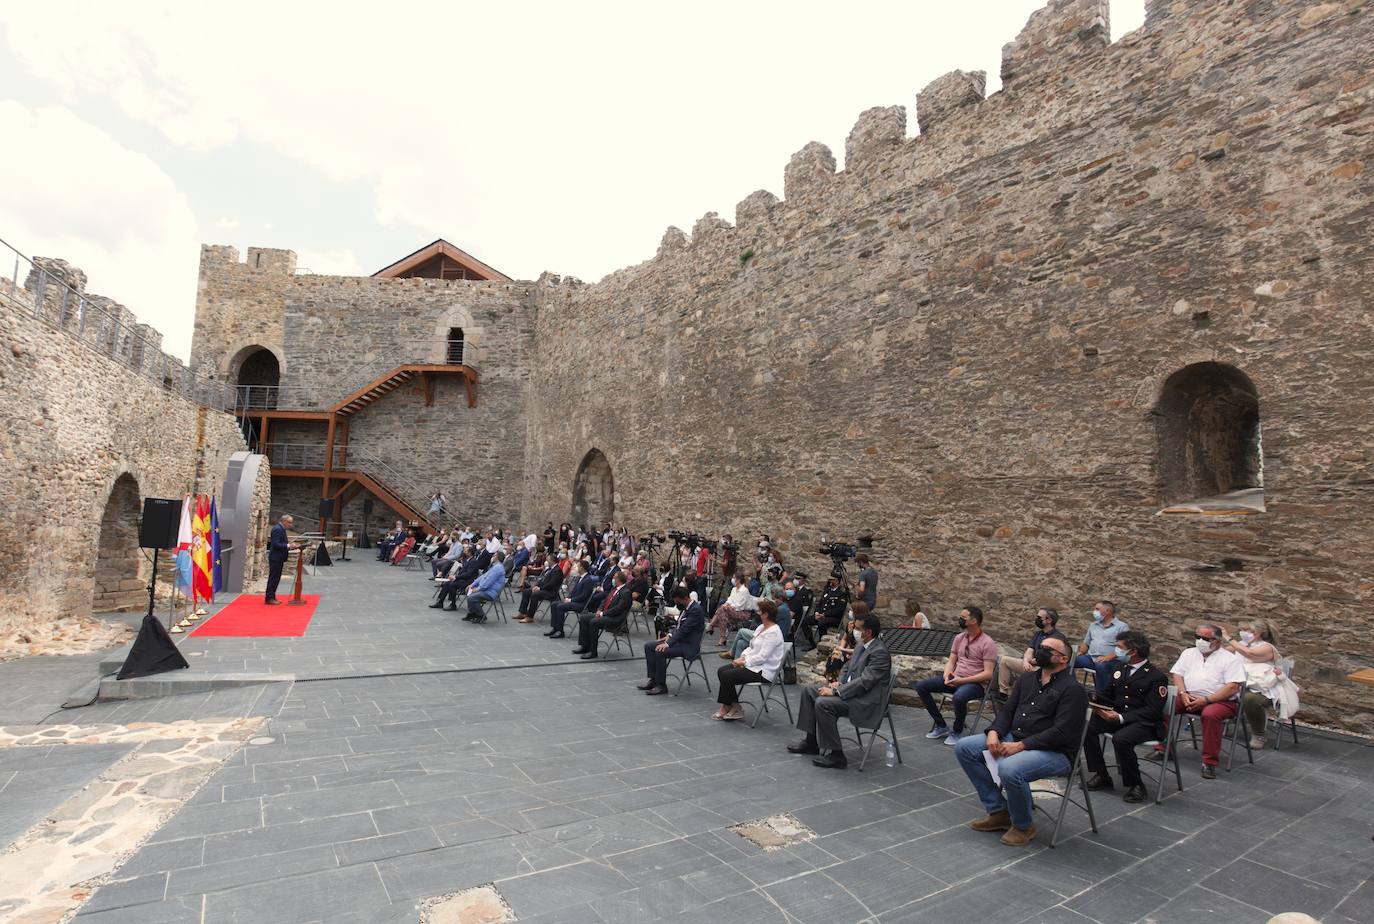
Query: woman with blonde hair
1224 618 1298 749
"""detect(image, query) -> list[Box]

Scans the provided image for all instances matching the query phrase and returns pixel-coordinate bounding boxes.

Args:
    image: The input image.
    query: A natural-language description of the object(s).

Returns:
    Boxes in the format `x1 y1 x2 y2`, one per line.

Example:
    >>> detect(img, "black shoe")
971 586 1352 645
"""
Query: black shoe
428 602 444 609
572 648 588 655
580 652 598 660
444 604 458 611
1123 784 1147 803
264 599 280 605
1143 748 1166 762
1085 772 1115 791
787 739 821 755
543 629 557 637
1201 764 1217 780
636 681 656 691
812 752 848 770
549 631 565 639
645 686 667 695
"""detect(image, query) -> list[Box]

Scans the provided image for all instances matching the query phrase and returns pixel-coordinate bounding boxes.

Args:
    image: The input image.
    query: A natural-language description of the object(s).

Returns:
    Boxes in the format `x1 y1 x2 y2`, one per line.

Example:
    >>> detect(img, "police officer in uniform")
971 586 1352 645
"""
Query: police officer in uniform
1081 630 1169 802
798 573 849 651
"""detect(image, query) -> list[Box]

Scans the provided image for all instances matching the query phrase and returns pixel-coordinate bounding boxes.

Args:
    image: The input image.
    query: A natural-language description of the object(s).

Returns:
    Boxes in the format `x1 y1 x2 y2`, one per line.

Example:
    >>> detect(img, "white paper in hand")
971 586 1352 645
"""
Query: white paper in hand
983 749 1002 787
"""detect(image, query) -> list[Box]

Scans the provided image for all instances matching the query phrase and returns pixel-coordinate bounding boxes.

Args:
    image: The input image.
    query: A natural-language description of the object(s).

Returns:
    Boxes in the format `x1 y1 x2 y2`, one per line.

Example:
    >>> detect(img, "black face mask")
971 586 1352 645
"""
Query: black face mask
1033 646 1056 669
958 619 969 630
1034 616 1045 630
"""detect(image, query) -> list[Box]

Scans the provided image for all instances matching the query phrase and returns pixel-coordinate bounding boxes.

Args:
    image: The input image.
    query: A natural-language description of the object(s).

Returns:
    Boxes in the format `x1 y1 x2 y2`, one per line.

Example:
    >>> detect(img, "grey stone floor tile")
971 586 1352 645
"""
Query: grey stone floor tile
166 844 339 897
1201 857 1344 918
592 877 708 922
673 889 791 924
1134 884 1271 924
262 779 404 824
496 859 634 918
1062 872 1171 923
201 812 377 864
880 873 1061 923
763 869 870 923
375 841 526 901
75 895 205 923
822 855 944 916
201 863 392 923
332 825 442 865
147 799 263 843
605 837 718 880
80 873 167 914
115 837 205 876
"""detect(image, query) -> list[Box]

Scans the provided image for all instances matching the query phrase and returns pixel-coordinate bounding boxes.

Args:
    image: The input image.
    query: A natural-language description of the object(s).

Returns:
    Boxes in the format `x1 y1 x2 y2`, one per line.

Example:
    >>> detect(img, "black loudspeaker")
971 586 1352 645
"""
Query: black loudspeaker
139 497 181 549
319 497 335 518
362 498 374 514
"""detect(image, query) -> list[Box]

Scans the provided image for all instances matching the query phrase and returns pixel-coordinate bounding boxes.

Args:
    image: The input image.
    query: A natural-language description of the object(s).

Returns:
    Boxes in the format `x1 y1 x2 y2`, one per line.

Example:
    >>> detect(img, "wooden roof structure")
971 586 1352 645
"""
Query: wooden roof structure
371 238 510 282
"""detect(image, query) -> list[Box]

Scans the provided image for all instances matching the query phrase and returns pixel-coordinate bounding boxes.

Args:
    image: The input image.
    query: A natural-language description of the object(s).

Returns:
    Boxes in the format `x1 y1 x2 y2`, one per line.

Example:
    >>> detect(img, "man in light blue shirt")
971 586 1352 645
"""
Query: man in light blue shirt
1075 599 1129 692
462 551 507 623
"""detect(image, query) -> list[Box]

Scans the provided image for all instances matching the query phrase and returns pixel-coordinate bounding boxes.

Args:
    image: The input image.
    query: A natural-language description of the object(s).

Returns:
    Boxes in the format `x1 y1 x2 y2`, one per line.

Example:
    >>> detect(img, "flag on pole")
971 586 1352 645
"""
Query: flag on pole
192 494 214 604
176 495 193 552
210 495 224 595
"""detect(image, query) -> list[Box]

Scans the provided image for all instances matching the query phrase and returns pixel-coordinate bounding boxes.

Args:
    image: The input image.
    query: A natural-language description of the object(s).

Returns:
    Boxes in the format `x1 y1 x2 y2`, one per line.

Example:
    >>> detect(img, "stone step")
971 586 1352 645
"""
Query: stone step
97 671 294 701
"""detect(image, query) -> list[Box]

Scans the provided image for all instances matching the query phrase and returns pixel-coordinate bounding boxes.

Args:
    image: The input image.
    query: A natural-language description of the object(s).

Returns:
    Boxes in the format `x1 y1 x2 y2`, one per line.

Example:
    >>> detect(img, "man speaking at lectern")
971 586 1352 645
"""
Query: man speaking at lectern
265 514 294 604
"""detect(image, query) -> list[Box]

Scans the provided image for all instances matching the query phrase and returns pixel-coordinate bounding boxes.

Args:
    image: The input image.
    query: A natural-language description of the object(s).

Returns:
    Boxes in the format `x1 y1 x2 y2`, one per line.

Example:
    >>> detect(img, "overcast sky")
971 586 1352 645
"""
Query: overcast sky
0 1 1145 360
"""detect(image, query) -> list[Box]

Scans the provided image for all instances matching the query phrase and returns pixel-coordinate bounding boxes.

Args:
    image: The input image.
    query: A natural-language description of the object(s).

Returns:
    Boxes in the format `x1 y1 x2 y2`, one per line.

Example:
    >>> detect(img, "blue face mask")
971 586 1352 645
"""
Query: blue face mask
1091 610 1104 623
1113 646 1128 661
785 589 795 598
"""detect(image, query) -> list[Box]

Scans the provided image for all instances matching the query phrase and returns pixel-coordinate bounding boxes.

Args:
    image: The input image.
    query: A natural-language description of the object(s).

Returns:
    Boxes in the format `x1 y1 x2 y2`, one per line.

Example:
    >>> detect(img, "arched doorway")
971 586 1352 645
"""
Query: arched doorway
1154 362 1263 507
93 473 145 612
235 347 280 409
571 449 615 527
446 327 465 364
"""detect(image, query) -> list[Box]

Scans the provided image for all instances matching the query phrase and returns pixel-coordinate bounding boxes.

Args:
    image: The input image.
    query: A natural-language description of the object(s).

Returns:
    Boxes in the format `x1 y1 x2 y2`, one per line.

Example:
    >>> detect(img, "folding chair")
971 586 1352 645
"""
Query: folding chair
738 675 793 728
938 655 999 734
630 599 654 635
1181 694 1253 771
842 670 902 772
1268 657 1300 751
1033 704 1099 848
669 652 711 696
1104 684 1184 804
470 592 507 625
403 553 422 571
599 620 633 657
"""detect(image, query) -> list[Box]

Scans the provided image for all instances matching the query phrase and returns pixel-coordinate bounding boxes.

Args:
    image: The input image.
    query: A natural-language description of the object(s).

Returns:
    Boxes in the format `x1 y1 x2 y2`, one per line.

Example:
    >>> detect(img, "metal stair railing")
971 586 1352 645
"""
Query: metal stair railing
234 347 469 414
262 442 462 530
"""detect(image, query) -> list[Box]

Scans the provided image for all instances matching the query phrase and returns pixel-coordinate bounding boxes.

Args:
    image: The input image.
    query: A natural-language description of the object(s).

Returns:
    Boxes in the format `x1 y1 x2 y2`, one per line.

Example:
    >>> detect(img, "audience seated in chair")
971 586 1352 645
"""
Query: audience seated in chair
573 569 632 659
997 607 1067 700
376 521 406 561
545 562 596 640
516 556 563 624
913 605 997 746
1160 623 1245 780
954 635 1087 846
1080 630 1168 803
1074 600 1129 693
389 532 416 565
640 586 705 695
1223 618 1298 750
460 551 507 622
799 573 850 652
712 599 785 719
788 612 891 770
722 584 793 660
708 574 758 646
430 551 482 611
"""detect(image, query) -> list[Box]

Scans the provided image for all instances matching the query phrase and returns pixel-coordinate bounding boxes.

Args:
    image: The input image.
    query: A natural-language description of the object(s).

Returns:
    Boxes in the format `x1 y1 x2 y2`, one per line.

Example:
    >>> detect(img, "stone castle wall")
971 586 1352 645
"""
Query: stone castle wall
191 251 535 529
0 280 254 633
519 0 1374 730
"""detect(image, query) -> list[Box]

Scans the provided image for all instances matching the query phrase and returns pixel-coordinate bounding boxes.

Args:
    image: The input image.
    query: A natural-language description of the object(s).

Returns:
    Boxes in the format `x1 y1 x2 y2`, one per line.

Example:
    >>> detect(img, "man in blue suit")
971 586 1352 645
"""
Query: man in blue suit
639 586 705 695
546 562 596 639
265 514 295 604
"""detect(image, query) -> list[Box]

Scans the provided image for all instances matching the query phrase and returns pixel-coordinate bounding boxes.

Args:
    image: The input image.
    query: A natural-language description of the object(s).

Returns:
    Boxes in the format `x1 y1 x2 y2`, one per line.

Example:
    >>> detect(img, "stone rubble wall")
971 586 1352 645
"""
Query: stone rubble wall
519 0 1374 731
0 282 250 636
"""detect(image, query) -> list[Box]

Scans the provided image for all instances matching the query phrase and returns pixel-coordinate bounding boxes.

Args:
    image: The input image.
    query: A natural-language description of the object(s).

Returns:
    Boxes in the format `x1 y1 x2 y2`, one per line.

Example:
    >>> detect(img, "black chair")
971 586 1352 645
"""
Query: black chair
1102 684 1184 804
599 620 633 657
738 674 793 728
1181 694 1253 771
668 652 711 696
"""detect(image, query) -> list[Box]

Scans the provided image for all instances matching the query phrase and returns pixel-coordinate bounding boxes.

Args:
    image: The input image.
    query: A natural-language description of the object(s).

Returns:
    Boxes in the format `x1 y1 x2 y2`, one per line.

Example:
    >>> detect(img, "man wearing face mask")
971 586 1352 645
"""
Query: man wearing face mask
955 635 1088 846
1074 600 1129 693
912 606 998 746
1080 630 1168 802
799 573 850 651
787 613 891 769
1160 623 1246 779
996 607 1067 701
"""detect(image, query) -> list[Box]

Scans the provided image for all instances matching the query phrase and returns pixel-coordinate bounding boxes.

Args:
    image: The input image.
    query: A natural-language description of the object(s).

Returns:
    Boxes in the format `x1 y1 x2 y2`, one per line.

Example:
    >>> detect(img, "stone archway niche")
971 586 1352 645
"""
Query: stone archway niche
93 472 146 612
571 449 615 527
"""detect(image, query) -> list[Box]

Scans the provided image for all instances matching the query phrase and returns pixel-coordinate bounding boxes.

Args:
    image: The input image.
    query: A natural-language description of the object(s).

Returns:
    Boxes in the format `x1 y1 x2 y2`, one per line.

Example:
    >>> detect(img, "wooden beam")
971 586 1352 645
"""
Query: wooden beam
254 409 331 421
420 371 435 406
320 413 338 533
463 371 476 408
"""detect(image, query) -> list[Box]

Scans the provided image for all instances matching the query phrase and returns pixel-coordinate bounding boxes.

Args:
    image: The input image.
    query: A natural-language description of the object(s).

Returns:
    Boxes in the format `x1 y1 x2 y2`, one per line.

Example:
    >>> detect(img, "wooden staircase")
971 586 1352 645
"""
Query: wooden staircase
332 363 476 416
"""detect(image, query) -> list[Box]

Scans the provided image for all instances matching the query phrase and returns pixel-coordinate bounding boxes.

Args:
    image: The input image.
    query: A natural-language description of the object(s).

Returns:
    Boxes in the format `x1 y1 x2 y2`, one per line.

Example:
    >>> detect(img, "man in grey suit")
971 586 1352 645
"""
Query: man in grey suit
788 612 892 769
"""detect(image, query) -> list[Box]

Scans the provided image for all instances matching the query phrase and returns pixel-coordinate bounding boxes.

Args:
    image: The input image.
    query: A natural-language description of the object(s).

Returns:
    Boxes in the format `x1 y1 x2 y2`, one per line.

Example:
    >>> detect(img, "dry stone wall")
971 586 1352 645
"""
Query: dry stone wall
0 283 253 635
520 0 1374 731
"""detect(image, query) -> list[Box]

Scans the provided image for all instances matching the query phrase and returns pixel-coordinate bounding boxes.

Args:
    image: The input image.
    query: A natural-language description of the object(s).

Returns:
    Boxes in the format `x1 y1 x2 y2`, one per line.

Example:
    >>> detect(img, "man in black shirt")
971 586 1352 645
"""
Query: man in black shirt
953 635 1087 846
996 607 1068 699
798 575 849 651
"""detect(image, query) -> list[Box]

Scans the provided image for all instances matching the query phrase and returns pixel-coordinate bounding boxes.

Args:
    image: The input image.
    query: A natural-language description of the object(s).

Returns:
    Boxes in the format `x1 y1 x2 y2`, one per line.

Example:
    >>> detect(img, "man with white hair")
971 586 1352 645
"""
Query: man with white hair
265 514 294 605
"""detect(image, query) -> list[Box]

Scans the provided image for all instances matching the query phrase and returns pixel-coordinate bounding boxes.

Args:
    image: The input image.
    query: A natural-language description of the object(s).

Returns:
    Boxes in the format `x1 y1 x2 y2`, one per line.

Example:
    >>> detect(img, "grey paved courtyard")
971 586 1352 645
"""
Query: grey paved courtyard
1 560 1371 923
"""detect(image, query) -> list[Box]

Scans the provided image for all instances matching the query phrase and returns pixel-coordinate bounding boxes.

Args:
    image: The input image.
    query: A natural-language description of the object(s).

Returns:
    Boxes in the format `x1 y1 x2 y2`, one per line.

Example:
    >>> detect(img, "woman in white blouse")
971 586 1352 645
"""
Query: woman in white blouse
1224 618 1298 749
712 600 785 721
708 573 758 646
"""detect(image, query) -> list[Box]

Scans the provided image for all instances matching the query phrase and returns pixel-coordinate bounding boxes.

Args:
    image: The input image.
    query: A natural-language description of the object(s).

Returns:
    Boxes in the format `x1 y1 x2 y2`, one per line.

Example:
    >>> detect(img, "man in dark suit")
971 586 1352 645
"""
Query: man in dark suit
574 570 631 659
517 558 563 624
639 586 705 695
1082 630 1169 803
429 552 482 611
789 613 892 769
546 563 596 639
265 514 294 604
376 520 405 561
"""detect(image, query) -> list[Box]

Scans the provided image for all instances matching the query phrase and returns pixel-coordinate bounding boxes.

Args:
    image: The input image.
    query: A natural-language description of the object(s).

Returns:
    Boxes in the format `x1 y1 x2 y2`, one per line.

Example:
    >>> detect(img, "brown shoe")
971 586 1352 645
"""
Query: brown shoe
969 811 1011 832
1000 825 1037 846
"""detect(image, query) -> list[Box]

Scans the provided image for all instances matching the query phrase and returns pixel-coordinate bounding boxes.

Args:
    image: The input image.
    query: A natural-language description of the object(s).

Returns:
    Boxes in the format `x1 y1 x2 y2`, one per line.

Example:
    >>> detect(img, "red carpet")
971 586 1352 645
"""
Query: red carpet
190 594 319 637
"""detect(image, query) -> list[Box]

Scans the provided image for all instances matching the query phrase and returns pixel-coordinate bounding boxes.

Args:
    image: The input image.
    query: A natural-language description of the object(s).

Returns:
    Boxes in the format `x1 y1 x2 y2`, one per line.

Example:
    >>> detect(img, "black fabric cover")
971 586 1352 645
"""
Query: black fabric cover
116 614 190 680
313 541 333 566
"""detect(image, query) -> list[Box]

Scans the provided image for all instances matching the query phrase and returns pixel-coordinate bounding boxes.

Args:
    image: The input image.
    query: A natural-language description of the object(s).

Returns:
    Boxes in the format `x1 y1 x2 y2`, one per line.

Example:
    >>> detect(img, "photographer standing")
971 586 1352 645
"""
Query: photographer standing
854 553 878 612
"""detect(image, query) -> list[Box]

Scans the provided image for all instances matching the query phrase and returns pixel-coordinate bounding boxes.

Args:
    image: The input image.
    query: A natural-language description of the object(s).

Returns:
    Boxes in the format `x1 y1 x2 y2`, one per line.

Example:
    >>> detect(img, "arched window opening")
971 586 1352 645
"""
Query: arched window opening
446 328 465 365
94 473 145 612
571 449 614 527
1154 362 1264 514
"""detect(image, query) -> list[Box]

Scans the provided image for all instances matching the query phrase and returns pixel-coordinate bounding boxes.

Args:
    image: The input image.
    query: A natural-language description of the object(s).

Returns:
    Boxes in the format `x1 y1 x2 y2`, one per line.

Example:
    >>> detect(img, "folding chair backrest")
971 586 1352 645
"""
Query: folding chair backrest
857 669 899 732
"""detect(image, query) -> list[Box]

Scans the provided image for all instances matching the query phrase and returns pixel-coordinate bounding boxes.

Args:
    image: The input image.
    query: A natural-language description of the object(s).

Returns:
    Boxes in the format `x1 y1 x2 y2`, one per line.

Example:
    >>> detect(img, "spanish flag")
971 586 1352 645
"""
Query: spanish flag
192 494 214 604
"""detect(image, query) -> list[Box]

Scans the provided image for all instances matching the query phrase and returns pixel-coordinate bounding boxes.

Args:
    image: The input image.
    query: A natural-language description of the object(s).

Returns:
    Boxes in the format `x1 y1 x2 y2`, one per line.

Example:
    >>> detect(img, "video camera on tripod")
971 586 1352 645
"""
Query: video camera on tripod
819 540 859 579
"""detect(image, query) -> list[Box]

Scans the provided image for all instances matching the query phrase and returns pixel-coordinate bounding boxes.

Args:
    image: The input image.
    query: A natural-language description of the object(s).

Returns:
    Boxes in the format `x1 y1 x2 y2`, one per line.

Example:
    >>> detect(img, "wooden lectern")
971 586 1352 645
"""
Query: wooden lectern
287 545 307 605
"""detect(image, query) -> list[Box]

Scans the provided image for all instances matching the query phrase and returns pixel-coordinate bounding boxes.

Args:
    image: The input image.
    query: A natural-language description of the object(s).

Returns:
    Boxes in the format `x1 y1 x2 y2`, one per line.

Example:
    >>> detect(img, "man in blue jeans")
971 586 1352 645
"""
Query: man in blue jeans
954 635 1088 846
1074 600 1129 692
913 606 997 746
